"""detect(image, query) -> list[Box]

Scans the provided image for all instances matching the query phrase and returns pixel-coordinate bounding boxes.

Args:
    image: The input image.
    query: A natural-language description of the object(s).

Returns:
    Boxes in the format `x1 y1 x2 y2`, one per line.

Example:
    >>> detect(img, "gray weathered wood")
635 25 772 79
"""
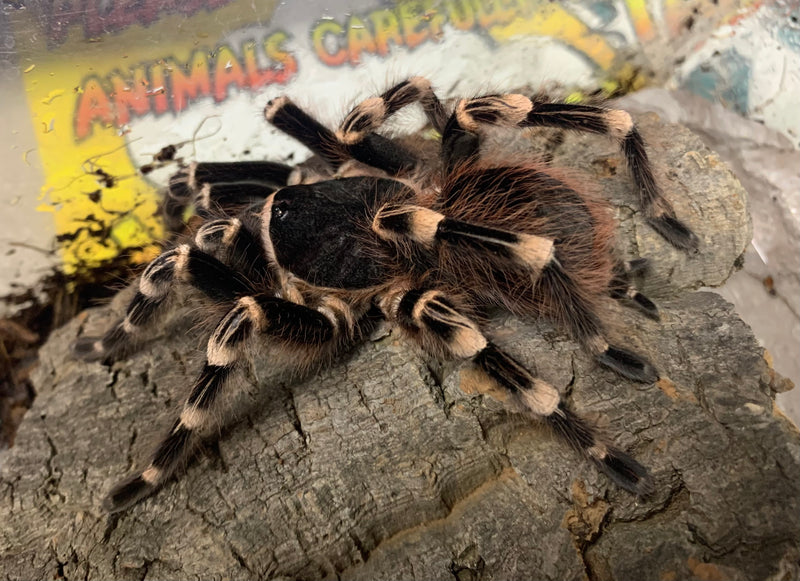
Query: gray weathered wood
2 115 797 580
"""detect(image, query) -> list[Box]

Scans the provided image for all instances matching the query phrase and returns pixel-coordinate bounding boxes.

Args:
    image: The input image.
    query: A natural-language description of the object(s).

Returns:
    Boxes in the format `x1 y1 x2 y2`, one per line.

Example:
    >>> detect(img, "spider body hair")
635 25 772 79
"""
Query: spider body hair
74 77 699 512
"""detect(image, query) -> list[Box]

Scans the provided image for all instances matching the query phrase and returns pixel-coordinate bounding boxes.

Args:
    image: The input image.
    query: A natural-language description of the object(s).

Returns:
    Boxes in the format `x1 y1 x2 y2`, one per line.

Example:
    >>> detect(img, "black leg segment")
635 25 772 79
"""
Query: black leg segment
265 97 346 169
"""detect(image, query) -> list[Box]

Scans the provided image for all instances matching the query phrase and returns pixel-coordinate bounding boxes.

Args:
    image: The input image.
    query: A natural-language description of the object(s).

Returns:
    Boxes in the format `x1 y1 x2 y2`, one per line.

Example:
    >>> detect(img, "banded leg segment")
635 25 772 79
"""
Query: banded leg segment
104 293 355 512
441 112 481 172
373 205 555 272
264 97 347 169
449 95 699 250
186 161 294 189
165 161 291 228
265 96 417 175
475 344 650 493
191 182 275 219
104 296 261 512
337 77 448 143
265 96 415 174
73 245 254 362
336 77 448 174
265 78 447 176
194 217 276 286
538 258 659 383
384 288 653 495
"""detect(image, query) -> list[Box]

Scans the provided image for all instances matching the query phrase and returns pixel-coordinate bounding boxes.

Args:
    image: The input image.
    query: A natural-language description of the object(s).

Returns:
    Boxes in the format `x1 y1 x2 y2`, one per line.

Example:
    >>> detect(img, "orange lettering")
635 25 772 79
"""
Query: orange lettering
346 16 377 64
74 77 114 139
169 52 210 112
109 67 150 126
312 20 347 67
214 46 246 101
369 10 404 55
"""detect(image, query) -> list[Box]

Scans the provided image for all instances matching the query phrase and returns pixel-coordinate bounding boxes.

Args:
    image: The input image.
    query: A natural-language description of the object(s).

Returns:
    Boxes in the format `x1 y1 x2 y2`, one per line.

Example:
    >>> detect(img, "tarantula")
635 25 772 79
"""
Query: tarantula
74 77 698 513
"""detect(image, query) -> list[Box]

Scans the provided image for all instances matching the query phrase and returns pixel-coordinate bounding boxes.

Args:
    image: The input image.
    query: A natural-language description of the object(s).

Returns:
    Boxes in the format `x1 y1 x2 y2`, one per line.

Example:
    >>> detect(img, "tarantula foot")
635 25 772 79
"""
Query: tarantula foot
72 336 107 362
647 215 700 252
610 258 660 320
103 473 157 514
632 292 660 320
597 345 659 383
610 286 660 320
626 257 649 273
594 446 655 497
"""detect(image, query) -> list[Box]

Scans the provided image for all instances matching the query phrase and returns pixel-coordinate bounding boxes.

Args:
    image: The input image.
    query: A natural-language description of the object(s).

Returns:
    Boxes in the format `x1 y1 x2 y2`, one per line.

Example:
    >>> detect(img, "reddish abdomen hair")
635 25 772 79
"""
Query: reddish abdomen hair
434 162 616 328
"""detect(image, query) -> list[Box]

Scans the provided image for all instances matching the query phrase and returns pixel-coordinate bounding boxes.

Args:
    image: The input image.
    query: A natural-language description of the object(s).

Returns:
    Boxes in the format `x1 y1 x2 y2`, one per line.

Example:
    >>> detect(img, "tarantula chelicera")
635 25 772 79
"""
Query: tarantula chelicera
74 77 698 513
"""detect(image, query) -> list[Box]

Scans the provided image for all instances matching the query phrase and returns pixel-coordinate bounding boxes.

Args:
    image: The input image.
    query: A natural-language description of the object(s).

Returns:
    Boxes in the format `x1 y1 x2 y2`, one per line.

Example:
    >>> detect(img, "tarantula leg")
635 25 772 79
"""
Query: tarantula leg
194 217 276 286
334 77 451 175
539 259 659 383
440 94 535 171
266 85 427 176
104 293 352 512
264 96 346 169
190 182 275 220
475 345 652 495
72 245 253 362
453 97 699 251
373 205 657 383
337 77 448 143
609 259 659 320
372 205 555 271
385 288 653 496
189 161 293 188
346 133 418 175
104 297 259 512
165 161 293 228
441 113 481 172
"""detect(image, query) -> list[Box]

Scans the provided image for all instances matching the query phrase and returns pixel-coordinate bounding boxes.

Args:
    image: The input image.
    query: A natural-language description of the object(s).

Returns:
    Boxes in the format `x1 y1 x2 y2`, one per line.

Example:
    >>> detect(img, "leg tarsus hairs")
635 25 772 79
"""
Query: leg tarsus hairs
616 289 659 320
72 324 129 363
548 402 653 496
646 214 700 253
596 345 659 384
610 259 660 320
621 129 699 251
626 257 649 274
104 472 159 513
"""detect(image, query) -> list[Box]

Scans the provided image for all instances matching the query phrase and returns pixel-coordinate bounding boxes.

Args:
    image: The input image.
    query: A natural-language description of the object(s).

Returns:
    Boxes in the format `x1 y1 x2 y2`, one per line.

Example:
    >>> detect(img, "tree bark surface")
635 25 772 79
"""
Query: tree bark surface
1 115 798 581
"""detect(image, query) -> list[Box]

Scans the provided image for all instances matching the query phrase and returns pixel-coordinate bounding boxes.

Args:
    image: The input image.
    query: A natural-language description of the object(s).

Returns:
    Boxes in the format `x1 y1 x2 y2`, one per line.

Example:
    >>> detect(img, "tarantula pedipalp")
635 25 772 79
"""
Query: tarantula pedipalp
74 76 698 513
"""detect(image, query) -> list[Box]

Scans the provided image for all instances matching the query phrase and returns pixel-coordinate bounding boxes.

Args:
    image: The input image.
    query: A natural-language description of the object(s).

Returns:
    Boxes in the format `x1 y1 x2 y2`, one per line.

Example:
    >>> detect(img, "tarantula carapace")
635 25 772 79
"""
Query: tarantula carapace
74 77 698 513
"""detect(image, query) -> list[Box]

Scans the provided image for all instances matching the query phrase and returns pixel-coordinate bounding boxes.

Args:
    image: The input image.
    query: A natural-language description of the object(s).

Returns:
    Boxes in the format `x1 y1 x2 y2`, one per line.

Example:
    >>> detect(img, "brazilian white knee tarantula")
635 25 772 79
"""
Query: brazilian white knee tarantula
74 77 698 513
